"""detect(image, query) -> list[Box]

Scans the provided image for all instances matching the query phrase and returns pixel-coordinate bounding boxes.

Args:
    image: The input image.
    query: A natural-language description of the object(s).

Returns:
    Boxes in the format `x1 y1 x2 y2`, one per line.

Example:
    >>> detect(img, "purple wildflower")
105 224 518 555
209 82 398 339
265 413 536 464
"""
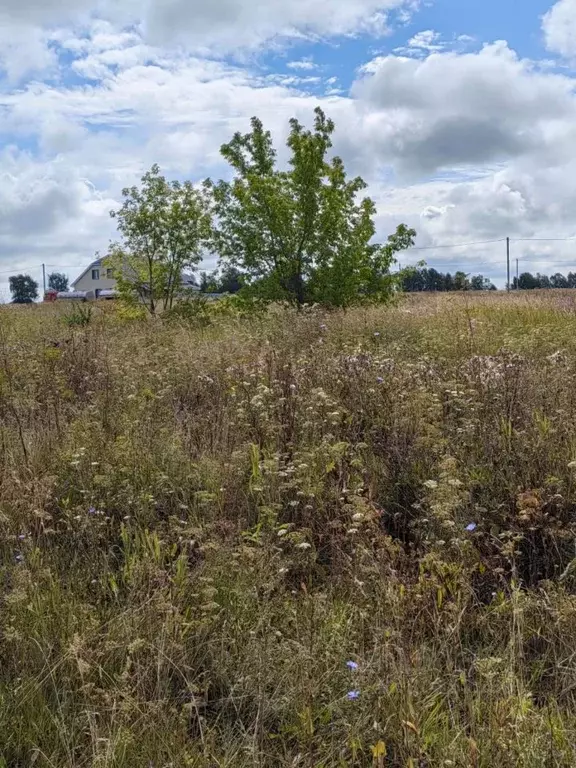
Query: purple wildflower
15 554 24 563
465 523 478 532
18 534 26 541
376 377 384 384
347 690 360 700
346 660 359 670
88 507 97 516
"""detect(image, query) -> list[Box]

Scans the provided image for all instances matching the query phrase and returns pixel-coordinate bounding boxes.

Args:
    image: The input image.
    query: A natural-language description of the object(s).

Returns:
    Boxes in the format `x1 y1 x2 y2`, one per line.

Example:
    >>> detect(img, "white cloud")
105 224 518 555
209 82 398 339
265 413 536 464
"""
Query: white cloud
138 0 416 49
0 0 417 51
287 58 317 70
352 42 576 175
0 23 59 83
0 145 118 299
408 29 443 51
543 0 576 57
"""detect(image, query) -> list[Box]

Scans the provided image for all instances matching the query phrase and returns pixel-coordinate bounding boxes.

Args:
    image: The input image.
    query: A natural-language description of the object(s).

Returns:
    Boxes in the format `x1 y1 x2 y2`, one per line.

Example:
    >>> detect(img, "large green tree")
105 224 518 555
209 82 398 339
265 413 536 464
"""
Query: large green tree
107 165 211 314
48 272 69 292
210 108 415 308
9 274 38 304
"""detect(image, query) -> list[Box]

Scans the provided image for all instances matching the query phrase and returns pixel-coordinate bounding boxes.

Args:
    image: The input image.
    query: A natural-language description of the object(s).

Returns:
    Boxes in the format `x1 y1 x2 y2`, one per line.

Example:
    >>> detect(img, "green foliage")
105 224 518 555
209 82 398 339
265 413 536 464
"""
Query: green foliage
114 301 147 323
9 274 38 303
402 266 497 292
210 107 415 308
107 164 212 314
48 272 69 292
200 265 245 294
62 301 92 327
208 292 269 318
162 293 212 326
470 273 497 291
513 271 576 289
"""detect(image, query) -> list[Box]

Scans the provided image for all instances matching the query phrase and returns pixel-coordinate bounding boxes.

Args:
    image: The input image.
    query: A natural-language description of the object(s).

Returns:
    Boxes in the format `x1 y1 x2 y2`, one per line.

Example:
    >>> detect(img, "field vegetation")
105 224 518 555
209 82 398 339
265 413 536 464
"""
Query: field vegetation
3 291 576 765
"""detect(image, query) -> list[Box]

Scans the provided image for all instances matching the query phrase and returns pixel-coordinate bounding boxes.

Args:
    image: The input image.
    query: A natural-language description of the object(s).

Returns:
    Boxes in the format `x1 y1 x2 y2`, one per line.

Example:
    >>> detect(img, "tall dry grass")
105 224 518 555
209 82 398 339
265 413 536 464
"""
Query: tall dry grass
3 292 576 765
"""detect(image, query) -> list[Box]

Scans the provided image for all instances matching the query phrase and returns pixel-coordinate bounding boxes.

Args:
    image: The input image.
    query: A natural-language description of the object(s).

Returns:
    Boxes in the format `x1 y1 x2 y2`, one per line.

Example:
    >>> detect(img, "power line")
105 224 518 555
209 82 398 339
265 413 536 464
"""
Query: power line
512 237 576 242
406 238 506 251
0 236 574 285
0 265 80 276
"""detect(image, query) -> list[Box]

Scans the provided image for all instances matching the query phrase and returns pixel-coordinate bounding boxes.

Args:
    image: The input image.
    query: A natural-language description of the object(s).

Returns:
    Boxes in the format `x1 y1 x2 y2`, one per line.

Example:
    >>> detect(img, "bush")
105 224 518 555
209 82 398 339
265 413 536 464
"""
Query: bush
62 302 92 327
162 293 212 326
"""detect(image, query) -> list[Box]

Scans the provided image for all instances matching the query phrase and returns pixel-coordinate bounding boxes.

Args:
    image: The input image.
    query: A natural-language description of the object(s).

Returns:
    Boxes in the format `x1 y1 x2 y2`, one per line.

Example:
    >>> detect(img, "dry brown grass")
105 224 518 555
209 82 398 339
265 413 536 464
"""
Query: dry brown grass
3 292 576 766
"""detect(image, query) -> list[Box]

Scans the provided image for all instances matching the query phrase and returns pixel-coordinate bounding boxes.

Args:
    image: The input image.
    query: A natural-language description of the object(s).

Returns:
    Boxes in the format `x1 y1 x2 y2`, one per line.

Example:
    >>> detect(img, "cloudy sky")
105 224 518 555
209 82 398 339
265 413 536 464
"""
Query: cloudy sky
1 0 576 297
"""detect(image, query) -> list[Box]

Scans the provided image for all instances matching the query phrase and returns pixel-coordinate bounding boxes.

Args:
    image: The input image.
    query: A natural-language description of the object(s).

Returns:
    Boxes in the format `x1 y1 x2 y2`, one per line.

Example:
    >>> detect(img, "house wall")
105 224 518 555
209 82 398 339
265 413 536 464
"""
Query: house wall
73 263 117 294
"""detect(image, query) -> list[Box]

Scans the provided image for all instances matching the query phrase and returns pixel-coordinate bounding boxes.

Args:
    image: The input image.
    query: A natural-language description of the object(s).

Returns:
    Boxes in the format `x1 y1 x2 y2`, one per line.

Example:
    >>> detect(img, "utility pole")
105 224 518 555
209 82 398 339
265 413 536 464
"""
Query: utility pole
506 237 510 292
42 263 46 294
516 258 519 289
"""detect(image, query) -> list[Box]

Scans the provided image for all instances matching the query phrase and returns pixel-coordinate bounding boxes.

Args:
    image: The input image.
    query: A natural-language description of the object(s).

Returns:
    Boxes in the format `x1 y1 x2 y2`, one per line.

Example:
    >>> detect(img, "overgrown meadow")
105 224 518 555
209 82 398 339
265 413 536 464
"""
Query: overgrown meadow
4 292 576 766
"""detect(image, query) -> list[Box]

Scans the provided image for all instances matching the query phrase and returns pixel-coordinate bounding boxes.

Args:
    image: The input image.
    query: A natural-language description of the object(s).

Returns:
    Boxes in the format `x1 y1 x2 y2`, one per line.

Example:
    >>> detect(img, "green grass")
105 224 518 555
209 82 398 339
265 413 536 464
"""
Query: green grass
3 292 576 765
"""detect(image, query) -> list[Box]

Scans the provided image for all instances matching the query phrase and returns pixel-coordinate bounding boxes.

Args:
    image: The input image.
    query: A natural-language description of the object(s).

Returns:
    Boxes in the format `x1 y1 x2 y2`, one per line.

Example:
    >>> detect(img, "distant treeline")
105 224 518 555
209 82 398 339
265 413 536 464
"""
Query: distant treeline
401 267 497 292
402 267 576 292
200 266 244 294
512 272 576 289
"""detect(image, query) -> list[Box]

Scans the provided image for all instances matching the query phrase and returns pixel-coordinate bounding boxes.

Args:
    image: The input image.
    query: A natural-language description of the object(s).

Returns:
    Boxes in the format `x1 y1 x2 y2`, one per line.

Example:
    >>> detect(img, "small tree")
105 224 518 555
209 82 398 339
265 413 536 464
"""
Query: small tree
550 273 569 289
211 108 415 308
9 274 38 304
200 271 218 293
470 274 484 291
453 271 470 291
199 266 244 294
48 272 68 292
107 165 212 314
470 274 496 291
218 265 245 294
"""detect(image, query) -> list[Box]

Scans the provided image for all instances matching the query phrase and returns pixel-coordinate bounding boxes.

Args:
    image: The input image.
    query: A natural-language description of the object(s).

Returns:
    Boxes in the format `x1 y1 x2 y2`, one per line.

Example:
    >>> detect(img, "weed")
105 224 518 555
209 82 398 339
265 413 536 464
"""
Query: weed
62 301 93 328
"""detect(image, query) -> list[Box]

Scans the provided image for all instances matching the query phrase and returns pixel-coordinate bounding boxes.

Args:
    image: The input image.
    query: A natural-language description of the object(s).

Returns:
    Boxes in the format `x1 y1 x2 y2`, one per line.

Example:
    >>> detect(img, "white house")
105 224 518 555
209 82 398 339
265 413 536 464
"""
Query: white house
72 259 200 297
72 259 116 296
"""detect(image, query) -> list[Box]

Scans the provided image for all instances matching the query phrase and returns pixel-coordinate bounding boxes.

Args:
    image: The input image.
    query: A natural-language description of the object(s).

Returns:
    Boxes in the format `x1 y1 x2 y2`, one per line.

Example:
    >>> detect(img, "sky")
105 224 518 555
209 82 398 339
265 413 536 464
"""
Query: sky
2 0 576 297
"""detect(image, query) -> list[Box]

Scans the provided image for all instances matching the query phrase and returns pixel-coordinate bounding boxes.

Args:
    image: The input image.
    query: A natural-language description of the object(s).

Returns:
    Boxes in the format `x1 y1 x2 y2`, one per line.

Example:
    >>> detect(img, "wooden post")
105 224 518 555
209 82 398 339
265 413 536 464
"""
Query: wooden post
506 238 510 292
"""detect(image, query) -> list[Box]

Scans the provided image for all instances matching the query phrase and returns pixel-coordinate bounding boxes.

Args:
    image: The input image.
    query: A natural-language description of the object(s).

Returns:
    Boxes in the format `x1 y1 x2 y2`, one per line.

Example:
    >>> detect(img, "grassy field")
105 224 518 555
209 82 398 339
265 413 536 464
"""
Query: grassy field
4 291 576 766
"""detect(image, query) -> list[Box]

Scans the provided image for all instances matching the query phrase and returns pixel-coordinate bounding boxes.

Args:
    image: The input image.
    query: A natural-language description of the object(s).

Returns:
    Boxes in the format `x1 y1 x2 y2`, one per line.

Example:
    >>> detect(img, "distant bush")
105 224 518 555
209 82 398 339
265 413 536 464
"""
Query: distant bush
62 302 92 327
162 293 212 326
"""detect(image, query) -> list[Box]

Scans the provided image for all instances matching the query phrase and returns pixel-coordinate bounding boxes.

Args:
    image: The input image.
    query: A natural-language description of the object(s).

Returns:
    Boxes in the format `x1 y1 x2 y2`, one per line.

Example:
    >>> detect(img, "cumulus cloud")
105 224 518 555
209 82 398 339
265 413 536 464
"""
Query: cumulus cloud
0 24 59 83
0 146 118 299
543 0 576 57
352 42 576 175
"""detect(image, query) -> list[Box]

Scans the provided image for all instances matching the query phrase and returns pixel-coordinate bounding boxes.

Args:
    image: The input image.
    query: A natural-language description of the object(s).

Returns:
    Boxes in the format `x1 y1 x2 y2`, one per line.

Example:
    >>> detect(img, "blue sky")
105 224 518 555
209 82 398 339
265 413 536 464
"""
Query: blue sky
1 0 576 297
266 0 557 86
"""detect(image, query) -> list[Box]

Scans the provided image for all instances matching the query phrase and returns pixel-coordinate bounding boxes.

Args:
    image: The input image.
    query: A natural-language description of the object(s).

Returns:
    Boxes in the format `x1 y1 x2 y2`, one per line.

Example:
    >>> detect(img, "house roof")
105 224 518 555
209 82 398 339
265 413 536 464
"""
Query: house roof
71 259 102 288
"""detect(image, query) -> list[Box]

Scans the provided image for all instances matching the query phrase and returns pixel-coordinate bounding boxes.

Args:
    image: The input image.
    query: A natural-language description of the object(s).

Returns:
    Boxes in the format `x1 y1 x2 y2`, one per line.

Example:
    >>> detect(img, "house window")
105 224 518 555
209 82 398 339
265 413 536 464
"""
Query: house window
92 268 100 280
106 268 114 279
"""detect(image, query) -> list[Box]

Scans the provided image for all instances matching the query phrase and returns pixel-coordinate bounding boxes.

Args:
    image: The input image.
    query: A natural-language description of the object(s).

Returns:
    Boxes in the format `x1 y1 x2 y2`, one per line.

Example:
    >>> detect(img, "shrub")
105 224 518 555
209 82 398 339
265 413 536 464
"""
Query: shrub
62 301 92 327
